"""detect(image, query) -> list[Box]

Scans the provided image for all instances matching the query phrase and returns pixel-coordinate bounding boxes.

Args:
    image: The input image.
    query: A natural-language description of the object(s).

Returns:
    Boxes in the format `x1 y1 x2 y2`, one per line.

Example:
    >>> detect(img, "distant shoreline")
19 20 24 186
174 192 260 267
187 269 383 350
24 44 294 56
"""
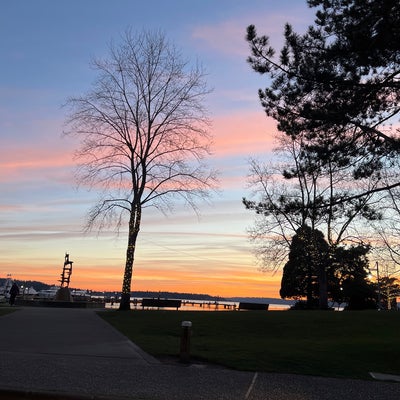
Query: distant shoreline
1 277 294 306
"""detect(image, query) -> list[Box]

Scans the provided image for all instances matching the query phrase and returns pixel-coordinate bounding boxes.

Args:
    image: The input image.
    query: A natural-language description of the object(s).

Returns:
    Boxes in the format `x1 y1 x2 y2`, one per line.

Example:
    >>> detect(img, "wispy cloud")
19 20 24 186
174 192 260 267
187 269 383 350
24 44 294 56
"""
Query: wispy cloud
191 7 313 58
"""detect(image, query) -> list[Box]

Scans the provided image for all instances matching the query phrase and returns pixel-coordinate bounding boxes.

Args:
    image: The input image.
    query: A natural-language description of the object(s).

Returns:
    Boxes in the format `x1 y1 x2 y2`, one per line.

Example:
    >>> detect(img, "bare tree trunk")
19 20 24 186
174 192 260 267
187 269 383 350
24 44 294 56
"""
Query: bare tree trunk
119 204 141 311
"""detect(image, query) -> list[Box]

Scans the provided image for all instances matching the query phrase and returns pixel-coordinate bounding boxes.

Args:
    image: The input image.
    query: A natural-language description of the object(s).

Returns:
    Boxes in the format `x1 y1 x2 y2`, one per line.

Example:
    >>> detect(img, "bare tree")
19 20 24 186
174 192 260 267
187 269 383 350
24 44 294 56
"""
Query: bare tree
370 182 400 266
244 134 381 271
65 30 217 310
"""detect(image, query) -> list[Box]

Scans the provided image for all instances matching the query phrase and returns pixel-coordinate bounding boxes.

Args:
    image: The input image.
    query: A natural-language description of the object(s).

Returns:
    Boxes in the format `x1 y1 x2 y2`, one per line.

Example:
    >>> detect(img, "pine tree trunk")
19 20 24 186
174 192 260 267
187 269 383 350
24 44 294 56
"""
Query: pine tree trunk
119 204 141 311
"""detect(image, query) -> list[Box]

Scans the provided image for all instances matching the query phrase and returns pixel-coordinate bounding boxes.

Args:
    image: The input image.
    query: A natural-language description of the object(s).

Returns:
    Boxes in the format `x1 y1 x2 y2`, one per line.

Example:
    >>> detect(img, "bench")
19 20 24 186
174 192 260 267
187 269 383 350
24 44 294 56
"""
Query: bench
141 298 182 310
238 302 269 311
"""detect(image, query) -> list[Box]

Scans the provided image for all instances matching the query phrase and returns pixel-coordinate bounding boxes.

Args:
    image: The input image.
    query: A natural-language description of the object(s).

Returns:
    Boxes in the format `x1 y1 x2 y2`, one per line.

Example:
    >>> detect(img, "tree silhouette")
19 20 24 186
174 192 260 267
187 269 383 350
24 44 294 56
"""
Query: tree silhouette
245 0 400 308
246 0 400 208
280 226 329 308
330 245 376 310
65 30 217 310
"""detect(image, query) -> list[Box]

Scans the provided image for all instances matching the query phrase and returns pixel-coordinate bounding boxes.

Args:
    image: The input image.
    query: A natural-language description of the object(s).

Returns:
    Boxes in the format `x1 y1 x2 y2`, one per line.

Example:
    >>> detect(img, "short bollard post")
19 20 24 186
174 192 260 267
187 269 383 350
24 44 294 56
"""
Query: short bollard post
180 320 192 363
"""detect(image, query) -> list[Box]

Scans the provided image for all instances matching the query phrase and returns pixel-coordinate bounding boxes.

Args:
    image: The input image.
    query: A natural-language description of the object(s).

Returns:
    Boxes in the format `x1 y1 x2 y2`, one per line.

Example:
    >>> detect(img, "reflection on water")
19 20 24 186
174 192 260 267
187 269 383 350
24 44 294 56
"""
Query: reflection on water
105 299 291 311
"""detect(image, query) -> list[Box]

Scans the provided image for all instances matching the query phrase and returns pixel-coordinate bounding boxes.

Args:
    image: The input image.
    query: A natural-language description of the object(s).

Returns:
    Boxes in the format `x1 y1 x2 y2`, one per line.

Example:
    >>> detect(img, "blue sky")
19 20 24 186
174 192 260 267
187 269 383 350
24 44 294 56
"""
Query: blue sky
0 0 314 296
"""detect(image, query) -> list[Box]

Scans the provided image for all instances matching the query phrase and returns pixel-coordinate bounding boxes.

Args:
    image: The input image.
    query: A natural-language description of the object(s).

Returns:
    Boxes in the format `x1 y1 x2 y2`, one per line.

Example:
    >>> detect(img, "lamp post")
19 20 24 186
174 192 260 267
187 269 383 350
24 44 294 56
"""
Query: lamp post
376 262 382 310
368 262 382 310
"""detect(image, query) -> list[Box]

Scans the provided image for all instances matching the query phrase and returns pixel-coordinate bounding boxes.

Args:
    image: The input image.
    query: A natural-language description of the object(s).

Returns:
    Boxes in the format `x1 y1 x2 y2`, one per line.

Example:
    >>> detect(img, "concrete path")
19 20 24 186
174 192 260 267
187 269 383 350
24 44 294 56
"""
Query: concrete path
0 307 399 400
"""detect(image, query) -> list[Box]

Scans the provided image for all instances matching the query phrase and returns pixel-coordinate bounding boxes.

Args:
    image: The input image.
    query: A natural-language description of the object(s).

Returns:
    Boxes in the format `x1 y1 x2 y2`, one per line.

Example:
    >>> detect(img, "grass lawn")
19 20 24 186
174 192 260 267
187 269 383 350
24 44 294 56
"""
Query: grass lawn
99 310 400 380
0 308 17 316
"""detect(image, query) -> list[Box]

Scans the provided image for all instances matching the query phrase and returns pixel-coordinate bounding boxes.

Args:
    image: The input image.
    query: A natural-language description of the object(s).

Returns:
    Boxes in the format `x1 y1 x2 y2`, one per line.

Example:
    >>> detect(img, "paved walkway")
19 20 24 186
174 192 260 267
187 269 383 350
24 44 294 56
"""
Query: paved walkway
0 307 399 400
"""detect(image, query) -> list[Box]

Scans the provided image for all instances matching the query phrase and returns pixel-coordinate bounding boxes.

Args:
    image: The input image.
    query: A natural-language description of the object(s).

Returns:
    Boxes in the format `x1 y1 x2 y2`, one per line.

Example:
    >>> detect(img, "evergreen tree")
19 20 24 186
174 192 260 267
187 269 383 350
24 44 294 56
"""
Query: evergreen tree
246 0 400 207
281 234 376 310
245 0 400 309
330 245 376 310
280 226 330 308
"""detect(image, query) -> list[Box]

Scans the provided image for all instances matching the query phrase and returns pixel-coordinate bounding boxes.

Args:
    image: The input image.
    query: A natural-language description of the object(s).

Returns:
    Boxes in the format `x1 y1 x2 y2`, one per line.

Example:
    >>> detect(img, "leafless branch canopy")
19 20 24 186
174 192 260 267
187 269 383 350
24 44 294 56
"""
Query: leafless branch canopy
244 133 399 272
64 30 218 230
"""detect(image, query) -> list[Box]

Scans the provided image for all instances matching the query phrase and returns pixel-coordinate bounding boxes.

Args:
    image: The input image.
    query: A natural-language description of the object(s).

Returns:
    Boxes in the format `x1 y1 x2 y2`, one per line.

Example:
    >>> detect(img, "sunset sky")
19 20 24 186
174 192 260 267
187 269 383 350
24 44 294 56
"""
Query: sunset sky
0 0 315 298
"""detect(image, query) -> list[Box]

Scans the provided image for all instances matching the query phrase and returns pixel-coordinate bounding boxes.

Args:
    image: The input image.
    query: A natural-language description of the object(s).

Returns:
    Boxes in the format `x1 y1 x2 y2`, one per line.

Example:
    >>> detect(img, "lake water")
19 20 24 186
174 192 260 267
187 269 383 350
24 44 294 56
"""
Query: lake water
105 298 292 311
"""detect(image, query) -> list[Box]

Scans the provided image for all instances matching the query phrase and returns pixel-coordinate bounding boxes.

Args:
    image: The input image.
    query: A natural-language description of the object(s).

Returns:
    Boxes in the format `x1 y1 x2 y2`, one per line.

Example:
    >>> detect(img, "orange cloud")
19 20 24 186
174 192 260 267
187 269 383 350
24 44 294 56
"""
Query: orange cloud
1 225 282 298
3 259 281 298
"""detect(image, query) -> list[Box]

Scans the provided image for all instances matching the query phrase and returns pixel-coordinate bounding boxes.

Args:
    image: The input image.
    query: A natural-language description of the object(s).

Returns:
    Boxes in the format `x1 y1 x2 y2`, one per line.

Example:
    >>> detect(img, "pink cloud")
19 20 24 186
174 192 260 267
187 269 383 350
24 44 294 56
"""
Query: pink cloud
212 111 277 156
0 204 23 212
0 143 75 183
192 20 251 57
191 8 313 58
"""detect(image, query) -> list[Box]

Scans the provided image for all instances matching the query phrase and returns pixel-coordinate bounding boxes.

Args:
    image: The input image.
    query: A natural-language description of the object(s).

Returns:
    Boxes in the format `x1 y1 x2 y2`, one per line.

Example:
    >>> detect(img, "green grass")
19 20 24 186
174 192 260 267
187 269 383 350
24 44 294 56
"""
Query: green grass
99 310 400 380
0 308 17 316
